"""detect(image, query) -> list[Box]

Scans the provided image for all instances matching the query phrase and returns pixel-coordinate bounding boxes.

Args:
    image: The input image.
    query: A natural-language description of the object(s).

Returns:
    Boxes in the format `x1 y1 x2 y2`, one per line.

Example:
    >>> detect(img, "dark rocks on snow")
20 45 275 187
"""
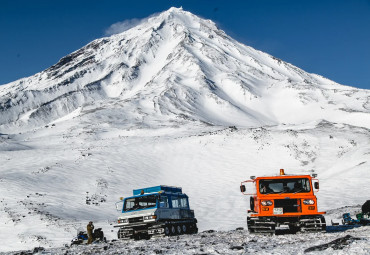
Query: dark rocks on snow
202 229 216 233
304 235 362 253
230 245 244 250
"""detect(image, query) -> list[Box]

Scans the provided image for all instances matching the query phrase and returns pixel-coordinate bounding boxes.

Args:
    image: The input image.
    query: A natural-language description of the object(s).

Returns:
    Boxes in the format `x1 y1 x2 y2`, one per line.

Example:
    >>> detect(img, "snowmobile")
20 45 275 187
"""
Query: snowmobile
71 227 106 245
342 200 370 226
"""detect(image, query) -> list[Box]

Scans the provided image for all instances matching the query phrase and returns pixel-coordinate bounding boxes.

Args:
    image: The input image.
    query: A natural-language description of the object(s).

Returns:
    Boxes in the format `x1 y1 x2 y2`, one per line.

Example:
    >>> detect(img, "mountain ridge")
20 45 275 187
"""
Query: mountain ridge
1 7 369 132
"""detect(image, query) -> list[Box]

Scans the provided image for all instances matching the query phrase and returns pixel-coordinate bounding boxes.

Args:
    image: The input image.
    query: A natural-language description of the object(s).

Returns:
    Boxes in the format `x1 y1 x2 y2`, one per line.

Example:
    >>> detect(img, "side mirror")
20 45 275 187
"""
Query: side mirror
314 182 319 189
240 185 246 193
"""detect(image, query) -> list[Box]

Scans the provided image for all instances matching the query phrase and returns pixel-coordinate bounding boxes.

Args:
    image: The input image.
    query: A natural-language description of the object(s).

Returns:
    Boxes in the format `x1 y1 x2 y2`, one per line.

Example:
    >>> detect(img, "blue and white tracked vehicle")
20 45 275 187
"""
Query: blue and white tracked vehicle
115 185 198 239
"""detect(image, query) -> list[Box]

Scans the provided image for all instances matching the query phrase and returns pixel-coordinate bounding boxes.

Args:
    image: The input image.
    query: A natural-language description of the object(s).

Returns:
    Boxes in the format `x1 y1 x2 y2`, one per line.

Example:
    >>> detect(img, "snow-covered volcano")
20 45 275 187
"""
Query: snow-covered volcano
1 7 369 132
0 7 370 252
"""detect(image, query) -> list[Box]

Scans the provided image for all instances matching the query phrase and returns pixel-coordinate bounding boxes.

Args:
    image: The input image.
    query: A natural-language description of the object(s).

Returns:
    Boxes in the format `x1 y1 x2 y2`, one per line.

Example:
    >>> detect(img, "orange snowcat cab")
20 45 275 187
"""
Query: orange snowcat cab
240 169 326 234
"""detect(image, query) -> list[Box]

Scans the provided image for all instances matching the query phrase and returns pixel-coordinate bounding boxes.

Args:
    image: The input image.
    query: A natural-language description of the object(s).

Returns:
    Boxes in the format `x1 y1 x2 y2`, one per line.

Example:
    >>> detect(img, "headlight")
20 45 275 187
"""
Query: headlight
261 200 273 206
118 218 128 224
303 199 315 205
143 215 157 220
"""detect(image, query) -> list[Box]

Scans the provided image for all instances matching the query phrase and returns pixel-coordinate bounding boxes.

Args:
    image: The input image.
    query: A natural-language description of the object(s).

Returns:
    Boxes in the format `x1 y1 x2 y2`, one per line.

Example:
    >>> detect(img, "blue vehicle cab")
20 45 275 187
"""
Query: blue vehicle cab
115 185 198 239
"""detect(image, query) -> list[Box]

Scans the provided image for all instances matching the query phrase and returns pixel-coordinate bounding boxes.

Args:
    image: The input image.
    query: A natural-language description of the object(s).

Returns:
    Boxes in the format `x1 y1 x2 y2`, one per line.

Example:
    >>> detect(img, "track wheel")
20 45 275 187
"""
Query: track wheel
176 225 182 235
164 225 171 236
170 224 177 235
181 224 187 234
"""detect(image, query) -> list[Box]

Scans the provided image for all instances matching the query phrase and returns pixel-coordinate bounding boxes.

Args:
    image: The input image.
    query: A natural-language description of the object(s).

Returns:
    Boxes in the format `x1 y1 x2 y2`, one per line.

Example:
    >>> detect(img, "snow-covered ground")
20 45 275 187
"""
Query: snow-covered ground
0 121 369 252
0 7 369 253
4 207 370 254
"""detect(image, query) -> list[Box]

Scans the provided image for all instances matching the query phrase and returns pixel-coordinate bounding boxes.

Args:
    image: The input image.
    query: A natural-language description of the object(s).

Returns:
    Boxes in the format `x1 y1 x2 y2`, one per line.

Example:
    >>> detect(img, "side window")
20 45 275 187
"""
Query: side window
180 198 188 208
125 200 134 211
159 196 169 208
304 179 311 191
172 196 180 208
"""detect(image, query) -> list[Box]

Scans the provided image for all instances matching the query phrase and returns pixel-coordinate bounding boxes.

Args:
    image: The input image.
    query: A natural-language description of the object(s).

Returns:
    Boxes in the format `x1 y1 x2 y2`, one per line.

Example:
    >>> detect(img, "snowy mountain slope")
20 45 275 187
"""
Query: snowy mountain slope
0 7 369 132
0 7 370 252
0 120 369 251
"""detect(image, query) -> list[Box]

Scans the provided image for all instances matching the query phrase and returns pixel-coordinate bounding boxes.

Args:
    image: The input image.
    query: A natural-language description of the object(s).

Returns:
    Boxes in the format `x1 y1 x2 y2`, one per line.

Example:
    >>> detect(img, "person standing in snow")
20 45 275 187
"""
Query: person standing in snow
87 221 94 244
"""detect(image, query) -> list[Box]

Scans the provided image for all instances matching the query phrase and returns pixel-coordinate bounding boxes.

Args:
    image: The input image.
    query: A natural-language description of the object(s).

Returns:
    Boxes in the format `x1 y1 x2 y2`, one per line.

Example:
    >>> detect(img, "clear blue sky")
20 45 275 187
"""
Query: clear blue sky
1 0 369 89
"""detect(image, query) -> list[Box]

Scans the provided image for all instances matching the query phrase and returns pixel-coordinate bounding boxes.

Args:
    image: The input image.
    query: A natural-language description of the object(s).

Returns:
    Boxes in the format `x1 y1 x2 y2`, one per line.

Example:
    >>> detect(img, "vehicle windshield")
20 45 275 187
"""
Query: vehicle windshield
259 178 311 194
124 195 158 211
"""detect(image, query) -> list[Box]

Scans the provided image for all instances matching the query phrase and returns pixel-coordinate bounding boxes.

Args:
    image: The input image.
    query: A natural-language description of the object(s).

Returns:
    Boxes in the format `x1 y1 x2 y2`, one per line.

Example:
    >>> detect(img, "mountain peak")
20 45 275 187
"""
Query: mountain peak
159 6 193 20
0 8 368 133
137 7 218 35
164 6 184 14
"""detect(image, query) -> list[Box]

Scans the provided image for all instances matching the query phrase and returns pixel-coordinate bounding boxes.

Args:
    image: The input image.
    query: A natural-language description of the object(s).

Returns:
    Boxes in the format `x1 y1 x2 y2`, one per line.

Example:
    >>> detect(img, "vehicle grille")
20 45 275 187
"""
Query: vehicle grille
274 199 300 213
128 217 143 223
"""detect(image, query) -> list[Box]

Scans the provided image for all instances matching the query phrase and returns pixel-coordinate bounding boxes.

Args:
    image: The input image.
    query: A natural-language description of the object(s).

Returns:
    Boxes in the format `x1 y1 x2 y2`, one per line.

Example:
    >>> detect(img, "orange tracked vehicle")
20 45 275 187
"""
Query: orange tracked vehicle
240 169 326 234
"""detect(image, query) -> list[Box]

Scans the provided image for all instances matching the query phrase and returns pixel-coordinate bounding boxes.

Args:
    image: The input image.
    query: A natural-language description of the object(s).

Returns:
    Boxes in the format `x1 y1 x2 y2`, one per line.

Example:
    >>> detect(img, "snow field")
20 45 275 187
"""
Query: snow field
1 120 369 251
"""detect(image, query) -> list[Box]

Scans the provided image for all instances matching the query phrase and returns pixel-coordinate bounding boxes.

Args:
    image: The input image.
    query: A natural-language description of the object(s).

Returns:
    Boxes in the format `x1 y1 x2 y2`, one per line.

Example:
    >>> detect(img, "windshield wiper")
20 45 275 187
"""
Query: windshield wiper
276 188 291 194
293 188 304 194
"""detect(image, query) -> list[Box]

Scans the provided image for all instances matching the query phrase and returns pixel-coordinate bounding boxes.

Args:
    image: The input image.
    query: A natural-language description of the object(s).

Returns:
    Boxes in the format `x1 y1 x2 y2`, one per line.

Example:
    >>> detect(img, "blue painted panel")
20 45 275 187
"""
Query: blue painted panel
133 185 182 195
